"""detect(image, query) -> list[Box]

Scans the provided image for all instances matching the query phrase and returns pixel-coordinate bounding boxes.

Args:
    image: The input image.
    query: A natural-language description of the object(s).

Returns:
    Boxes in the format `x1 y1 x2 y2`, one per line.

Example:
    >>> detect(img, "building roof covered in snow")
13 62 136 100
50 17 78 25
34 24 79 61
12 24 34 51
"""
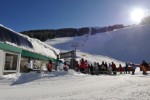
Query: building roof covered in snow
0 25 33 49
0 24 60 62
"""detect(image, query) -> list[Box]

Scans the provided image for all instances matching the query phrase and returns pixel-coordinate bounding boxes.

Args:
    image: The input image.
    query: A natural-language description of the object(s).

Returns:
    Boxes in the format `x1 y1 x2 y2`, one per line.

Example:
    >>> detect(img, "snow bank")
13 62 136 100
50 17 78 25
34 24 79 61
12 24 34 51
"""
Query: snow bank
1 70 82 85
1 69 150 100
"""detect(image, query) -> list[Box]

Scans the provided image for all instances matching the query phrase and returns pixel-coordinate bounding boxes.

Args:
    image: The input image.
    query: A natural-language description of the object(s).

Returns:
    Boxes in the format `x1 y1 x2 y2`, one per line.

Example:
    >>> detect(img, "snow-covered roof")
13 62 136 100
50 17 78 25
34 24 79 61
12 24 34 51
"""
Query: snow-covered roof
0 24 60 59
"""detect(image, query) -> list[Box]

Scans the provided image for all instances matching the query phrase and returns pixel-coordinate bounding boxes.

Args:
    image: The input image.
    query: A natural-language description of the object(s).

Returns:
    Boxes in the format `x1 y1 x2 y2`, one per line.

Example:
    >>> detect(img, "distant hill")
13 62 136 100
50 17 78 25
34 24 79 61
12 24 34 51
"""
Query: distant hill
21 24 124 41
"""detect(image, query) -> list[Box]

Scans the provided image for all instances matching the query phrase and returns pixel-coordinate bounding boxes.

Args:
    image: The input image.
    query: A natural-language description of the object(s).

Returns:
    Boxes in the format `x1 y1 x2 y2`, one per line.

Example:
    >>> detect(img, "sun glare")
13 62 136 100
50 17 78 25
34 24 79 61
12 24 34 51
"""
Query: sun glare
130 8 145 24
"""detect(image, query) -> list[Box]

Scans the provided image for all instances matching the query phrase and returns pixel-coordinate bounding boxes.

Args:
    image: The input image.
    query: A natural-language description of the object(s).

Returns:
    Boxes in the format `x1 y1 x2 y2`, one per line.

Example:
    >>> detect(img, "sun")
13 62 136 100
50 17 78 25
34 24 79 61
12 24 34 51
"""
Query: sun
130 8 145 24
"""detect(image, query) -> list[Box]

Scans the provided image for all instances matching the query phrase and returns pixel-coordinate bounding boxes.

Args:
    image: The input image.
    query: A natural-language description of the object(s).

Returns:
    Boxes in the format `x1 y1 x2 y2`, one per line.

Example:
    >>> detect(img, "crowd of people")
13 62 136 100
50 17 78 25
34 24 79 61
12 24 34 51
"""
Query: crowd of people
26 57 149 75
74 58 118 75
48 58 150 75
74 58 150 75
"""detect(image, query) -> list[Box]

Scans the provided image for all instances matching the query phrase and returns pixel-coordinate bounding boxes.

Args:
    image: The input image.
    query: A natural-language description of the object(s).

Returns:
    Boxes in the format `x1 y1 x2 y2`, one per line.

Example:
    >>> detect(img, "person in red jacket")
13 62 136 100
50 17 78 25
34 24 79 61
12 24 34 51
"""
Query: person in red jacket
80 58 86 73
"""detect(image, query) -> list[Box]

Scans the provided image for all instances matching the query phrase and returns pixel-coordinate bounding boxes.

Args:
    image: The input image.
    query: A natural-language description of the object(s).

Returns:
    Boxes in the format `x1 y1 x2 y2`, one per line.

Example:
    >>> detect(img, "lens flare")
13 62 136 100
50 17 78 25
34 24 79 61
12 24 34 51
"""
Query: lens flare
130 8 145 24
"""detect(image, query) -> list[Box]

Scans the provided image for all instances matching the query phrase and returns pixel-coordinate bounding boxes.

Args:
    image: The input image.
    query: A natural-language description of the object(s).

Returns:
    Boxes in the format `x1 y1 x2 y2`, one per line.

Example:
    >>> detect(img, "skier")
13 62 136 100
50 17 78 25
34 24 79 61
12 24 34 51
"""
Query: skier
58 60 64 71
104 62 108 74
101 61 105 74
131 63 136 75
119 64 123 74
125 63 129 74
94 62 98 75
107 63 112 75
141 60 149 75
98 62 101 74
47 60 53 72
63 62 69 71
75 61 80 72
80 58 86 73
84 60 89 74
112 62 117 75
27 58 34 73
89 64 94 75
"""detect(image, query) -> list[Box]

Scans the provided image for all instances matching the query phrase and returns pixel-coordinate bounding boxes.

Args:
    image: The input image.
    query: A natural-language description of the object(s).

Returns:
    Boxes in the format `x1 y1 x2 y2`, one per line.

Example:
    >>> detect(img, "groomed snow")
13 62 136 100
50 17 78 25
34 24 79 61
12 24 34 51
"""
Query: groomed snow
1 69 150 100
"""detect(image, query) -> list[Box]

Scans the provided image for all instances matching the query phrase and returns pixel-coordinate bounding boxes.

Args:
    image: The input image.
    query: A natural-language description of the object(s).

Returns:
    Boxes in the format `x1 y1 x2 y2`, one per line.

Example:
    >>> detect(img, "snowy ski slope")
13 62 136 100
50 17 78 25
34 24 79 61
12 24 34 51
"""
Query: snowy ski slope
46 24 150 64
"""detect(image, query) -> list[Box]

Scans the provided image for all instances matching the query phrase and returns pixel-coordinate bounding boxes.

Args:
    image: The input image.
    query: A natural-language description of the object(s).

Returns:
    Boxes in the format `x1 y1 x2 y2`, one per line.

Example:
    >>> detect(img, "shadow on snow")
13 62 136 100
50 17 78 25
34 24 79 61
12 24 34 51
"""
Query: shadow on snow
11 71 69 85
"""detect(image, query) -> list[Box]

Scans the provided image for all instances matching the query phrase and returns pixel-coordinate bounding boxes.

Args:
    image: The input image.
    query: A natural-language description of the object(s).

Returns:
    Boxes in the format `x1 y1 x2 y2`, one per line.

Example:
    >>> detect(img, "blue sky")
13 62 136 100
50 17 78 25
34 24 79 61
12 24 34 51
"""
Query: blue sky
0 0 150 32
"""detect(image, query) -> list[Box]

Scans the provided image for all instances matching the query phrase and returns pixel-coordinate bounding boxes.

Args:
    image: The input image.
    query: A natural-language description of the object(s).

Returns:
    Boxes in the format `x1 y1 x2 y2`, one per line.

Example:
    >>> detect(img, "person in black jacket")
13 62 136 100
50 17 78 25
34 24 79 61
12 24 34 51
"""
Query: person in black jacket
125 63 129 74
119 64 123 74
142 60 149 67
89 64 94 75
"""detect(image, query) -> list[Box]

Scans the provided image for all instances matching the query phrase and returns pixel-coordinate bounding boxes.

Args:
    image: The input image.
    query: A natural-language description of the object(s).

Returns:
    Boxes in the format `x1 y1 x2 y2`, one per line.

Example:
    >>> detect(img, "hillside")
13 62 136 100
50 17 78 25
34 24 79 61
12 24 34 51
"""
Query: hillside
45 24 150 64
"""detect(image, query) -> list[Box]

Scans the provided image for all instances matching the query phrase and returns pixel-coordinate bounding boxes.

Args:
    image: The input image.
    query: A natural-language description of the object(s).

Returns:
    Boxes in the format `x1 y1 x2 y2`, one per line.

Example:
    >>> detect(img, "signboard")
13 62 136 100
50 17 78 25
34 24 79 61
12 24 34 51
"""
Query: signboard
60 50 76 59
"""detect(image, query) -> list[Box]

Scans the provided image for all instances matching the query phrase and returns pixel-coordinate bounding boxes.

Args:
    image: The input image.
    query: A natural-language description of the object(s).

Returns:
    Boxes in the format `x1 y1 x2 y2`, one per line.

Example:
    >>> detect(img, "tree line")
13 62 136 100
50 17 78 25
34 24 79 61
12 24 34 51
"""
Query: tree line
21 24 124 41
21 16 150 42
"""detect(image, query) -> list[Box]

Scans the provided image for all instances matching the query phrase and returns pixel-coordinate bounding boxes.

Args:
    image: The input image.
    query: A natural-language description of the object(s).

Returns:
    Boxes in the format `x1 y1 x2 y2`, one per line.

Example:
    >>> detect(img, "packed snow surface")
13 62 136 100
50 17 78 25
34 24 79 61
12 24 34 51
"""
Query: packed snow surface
1 69 150 100
46 25 150 63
